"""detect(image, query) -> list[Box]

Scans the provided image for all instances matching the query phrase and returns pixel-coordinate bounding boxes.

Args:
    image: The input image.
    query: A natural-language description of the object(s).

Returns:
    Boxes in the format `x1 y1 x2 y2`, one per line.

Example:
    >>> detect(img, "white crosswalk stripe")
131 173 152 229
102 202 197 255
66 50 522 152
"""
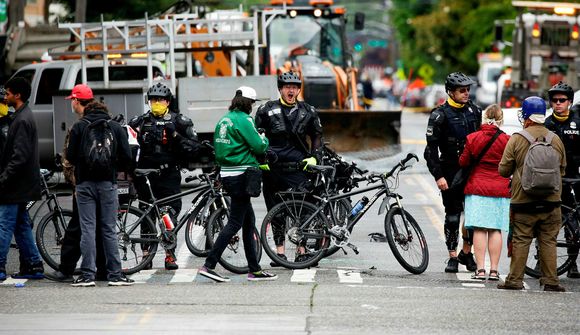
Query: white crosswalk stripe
290 269 316 283
128 269 156 284
337 270 363 284
0 277 27 286
169 269 198 283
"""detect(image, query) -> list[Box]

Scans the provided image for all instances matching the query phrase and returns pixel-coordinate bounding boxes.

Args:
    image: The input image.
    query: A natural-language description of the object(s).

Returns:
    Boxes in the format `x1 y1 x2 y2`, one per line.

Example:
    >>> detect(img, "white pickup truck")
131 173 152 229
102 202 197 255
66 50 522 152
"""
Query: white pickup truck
11 58 164 168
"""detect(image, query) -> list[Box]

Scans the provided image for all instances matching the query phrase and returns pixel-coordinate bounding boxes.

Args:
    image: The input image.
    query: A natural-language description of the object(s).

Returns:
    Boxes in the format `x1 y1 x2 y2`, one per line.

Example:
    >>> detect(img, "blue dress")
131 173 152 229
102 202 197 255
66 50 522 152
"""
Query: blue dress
464 195 510 231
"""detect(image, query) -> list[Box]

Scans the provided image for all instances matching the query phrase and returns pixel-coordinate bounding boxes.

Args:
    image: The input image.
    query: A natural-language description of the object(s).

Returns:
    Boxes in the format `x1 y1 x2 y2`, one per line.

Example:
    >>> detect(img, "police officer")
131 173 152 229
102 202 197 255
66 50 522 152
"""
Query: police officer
424 72 481 273
545 81 580 278
255 71 323 266
129 82 200 270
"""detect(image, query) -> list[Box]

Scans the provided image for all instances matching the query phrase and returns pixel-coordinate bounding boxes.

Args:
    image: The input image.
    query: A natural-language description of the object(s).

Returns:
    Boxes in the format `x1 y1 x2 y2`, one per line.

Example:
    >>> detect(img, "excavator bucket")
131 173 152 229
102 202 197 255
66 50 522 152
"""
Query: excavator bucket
318 109 402 153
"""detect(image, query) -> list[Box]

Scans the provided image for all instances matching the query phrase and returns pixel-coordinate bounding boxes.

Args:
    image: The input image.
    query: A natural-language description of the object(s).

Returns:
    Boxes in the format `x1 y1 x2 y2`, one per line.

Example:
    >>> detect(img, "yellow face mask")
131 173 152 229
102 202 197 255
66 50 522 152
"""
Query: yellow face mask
150 102 169 117
0 103 9 117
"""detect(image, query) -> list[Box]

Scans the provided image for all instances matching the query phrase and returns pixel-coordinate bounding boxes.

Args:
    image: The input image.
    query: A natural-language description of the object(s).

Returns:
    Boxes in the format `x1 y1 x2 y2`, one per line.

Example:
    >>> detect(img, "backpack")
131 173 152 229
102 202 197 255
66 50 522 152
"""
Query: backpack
517 129 561 196
81 119 115 177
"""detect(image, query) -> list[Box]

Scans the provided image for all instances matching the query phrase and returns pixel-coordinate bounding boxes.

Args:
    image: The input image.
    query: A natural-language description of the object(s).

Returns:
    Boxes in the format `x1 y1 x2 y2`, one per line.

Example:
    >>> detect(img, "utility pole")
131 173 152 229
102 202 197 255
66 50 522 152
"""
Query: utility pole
75 0 86 23
8 0 25 26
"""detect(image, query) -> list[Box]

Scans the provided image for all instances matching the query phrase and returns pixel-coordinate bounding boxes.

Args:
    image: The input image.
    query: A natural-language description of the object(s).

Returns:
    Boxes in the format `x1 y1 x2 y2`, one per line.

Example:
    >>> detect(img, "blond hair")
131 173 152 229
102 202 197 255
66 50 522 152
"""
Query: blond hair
482 104 504 127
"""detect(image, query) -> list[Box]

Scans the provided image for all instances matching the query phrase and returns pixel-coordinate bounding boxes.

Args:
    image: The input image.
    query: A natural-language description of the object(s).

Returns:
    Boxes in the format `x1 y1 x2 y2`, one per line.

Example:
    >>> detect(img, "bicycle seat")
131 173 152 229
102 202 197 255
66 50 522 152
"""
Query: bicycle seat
563 178 580 186
134 168 160 177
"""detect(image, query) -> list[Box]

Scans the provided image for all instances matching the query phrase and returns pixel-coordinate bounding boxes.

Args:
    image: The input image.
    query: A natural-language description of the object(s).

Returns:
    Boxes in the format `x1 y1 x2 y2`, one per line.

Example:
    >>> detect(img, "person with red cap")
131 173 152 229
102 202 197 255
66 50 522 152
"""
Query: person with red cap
44 84 107 283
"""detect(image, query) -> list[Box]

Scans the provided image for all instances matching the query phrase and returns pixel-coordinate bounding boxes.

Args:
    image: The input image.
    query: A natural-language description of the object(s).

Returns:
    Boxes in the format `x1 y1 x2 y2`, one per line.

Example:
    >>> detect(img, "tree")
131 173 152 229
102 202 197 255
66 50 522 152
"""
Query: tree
390 0 515 80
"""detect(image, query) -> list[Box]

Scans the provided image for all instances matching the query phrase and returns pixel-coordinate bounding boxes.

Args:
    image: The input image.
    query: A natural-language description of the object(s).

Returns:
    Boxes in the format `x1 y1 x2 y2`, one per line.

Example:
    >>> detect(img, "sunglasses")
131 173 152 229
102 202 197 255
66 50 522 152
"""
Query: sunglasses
551 98 569 104
456 87 470 93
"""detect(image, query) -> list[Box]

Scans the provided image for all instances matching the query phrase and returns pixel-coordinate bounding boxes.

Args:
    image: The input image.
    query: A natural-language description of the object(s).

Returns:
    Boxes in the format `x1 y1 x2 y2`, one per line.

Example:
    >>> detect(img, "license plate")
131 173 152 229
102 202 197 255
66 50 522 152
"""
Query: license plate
117 187 129 195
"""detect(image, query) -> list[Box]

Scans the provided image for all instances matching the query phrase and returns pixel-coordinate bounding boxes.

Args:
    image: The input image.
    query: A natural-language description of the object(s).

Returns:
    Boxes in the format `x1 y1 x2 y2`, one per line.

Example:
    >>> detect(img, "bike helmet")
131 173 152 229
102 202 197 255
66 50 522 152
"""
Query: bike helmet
147 82 172 100
277 72 302 89
548 81 574 101
518 96 546 124
445 72 475 92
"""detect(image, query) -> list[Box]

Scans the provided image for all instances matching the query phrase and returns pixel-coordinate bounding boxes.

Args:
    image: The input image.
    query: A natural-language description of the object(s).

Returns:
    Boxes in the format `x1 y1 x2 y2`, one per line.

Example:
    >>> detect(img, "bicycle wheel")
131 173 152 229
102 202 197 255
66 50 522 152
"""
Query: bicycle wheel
524 222 573 278
116 205 158 275
184 196 211 257
385 206 429 274
36 209 74 271
261 200 329 269
323 198 352 257
206 207 263 274
185 195 229 257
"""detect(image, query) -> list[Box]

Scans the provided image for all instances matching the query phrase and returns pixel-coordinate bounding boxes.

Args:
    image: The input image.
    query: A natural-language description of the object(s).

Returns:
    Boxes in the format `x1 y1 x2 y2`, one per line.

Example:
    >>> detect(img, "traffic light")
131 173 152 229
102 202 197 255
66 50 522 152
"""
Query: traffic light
354 42 363 52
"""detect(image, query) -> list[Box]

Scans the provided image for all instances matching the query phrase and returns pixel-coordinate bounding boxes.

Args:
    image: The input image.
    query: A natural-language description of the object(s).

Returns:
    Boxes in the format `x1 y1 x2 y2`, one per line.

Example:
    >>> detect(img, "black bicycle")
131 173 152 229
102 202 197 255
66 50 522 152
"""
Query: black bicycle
525 177 580 278
34 170 74 271
260 153 429 274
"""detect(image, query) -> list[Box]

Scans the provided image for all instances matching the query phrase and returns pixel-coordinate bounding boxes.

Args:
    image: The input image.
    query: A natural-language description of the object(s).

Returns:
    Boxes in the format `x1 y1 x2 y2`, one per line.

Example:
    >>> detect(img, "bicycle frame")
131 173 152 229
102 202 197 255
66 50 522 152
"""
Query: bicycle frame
288 159 414 245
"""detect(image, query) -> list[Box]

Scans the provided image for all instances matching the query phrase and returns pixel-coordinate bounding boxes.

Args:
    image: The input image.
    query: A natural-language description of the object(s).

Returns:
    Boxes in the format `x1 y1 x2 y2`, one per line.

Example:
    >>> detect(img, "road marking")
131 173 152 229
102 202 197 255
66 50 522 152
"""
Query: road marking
361 304 380 310
169 269 198 283
176 243 191 268
337 270 363 284
290 269 316 283
128 269 156 283
462 283 485 288
415 192 428 203
401 138 427 145
423 206 444 240
0 278 27 286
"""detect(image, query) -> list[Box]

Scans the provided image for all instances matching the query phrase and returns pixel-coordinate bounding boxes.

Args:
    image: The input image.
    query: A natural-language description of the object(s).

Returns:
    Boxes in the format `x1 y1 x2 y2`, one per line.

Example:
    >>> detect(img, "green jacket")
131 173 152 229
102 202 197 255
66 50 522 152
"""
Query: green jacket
214 109 269 173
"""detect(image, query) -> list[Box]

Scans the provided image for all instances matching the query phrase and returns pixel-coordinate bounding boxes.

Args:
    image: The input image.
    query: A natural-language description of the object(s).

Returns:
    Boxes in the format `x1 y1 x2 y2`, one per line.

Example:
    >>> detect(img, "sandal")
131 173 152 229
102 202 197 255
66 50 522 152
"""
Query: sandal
471 269 486 280
488 270 500 281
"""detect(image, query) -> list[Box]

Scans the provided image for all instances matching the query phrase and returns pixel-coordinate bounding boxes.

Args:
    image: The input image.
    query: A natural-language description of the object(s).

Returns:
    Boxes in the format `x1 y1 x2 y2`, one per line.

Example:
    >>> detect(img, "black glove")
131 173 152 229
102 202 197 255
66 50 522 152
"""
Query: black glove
164 122 177 138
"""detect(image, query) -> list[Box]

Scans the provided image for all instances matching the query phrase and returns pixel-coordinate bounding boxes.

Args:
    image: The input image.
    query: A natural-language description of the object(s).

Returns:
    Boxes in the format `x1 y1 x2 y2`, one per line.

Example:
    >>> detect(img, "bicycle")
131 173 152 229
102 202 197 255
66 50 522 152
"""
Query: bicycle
260 153 429 274
34 170 74 271
525 177 580 278
28 169 72 226
117 168 261 274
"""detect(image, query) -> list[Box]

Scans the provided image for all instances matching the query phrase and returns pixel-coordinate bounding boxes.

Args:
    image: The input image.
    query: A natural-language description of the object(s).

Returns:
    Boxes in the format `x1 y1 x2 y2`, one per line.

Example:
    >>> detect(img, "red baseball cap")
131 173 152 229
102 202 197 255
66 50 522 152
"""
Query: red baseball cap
65 84 93 100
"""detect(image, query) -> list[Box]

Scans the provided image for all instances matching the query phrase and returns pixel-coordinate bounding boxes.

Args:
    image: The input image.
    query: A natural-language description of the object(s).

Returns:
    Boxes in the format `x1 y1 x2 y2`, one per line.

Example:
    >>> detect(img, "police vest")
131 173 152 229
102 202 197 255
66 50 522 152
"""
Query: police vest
439 102 481 160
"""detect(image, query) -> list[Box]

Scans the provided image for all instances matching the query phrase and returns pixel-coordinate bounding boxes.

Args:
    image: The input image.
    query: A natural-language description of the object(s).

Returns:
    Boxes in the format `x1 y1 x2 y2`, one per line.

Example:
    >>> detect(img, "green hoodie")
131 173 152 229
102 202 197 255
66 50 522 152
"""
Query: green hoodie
214 109 269 173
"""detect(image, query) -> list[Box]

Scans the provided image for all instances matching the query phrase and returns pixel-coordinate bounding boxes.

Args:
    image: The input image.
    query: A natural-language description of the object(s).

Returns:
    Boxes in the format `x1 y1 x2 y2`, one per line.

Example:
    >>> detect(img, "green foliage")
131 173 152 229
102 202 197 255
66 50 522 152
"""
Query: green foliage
390 0 516 80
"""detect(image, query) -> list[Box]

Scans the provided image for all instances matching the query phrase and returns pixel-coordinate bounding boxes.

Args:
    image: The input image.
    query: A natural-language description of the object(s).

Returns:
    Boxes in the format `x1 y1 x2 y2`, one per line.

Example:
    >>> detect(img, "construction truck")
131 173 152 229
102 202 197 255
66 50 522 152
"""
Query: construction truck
496 1 580 108
42 0 400 168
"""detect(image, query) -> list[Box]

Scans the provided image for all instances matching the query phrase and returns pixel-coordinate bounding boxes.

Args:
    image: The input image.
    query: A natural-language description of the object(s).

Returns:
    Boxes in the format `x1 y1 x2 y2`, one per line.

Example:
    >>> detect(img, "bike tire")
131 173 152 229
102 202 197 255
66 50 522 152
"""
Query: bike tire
385 206 429 274
206 206 262 274
117 205 158 275
35 209 74 271
524 221 574 278
261 200 329 269
184 196 211 257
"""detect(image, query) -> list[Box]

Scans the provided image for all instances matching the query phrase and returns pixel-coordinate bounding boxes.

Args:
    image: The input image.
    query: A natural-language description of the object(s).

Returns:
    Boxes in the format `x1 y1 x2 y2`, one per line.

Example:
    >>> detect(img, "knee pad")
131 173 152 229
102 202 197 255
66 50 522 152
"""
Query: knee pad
444 214 461 251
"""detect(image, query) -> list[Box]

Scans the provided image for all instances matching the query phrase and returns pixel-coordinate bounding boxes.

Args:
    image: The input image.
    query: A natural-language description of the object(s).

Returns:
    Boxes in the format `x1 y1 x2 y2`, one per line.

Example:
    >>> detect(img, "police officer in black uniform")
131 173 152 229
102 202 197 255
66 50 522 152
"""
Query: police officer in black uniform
424 72 481 273
255 72 323 266
129 82 200 270
545 81 580 278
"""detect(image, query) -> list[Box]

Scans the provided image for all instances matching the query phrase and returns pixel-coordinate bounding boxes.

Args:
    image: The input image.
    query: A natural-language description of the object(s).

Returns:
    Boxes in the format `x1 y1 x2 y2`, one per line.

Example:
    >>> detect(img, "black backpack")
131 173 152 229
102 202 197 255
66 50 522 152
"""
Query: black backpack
81 119 115 177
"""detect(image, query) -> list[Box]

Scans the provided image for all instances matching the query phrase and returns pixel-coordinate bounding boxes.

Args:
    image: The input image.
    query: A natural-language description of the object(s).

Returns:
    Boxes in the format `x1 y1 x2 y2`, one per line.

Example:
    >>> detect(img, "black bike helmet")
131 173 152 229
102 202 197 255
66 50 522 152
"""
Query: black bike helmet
277 72 302 89
445 72 475 92
147 82 172 100
548 81 574 101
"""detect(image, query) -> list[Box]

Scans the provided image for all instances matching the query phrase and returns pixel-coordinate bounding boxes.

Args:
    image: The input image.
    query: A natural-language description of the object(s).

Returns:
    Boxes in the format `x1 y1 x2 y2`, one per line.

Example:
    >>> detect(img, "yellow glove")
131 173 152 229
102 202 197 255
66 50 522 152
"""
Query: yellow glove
259 164 270 171
302 157 317 171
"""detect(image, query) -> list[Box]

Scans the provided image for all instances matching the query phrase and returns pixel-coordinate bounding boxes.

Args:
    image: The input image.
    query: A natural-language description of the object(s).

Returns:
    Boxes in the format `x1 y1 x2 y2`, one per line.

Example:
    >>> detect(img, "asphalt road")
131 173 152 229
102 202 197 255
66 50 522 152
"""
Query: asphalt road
2 106 579 334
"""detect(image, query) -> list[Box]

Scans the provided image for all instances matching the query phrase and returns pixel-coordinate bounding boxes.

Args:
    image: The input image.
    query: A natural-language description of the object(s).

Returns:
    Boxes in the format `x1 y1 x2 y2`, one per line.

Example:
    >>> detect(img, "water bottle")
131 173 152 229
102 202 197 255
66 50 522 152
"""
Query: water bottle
161 207 175 230
350 196 369 218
